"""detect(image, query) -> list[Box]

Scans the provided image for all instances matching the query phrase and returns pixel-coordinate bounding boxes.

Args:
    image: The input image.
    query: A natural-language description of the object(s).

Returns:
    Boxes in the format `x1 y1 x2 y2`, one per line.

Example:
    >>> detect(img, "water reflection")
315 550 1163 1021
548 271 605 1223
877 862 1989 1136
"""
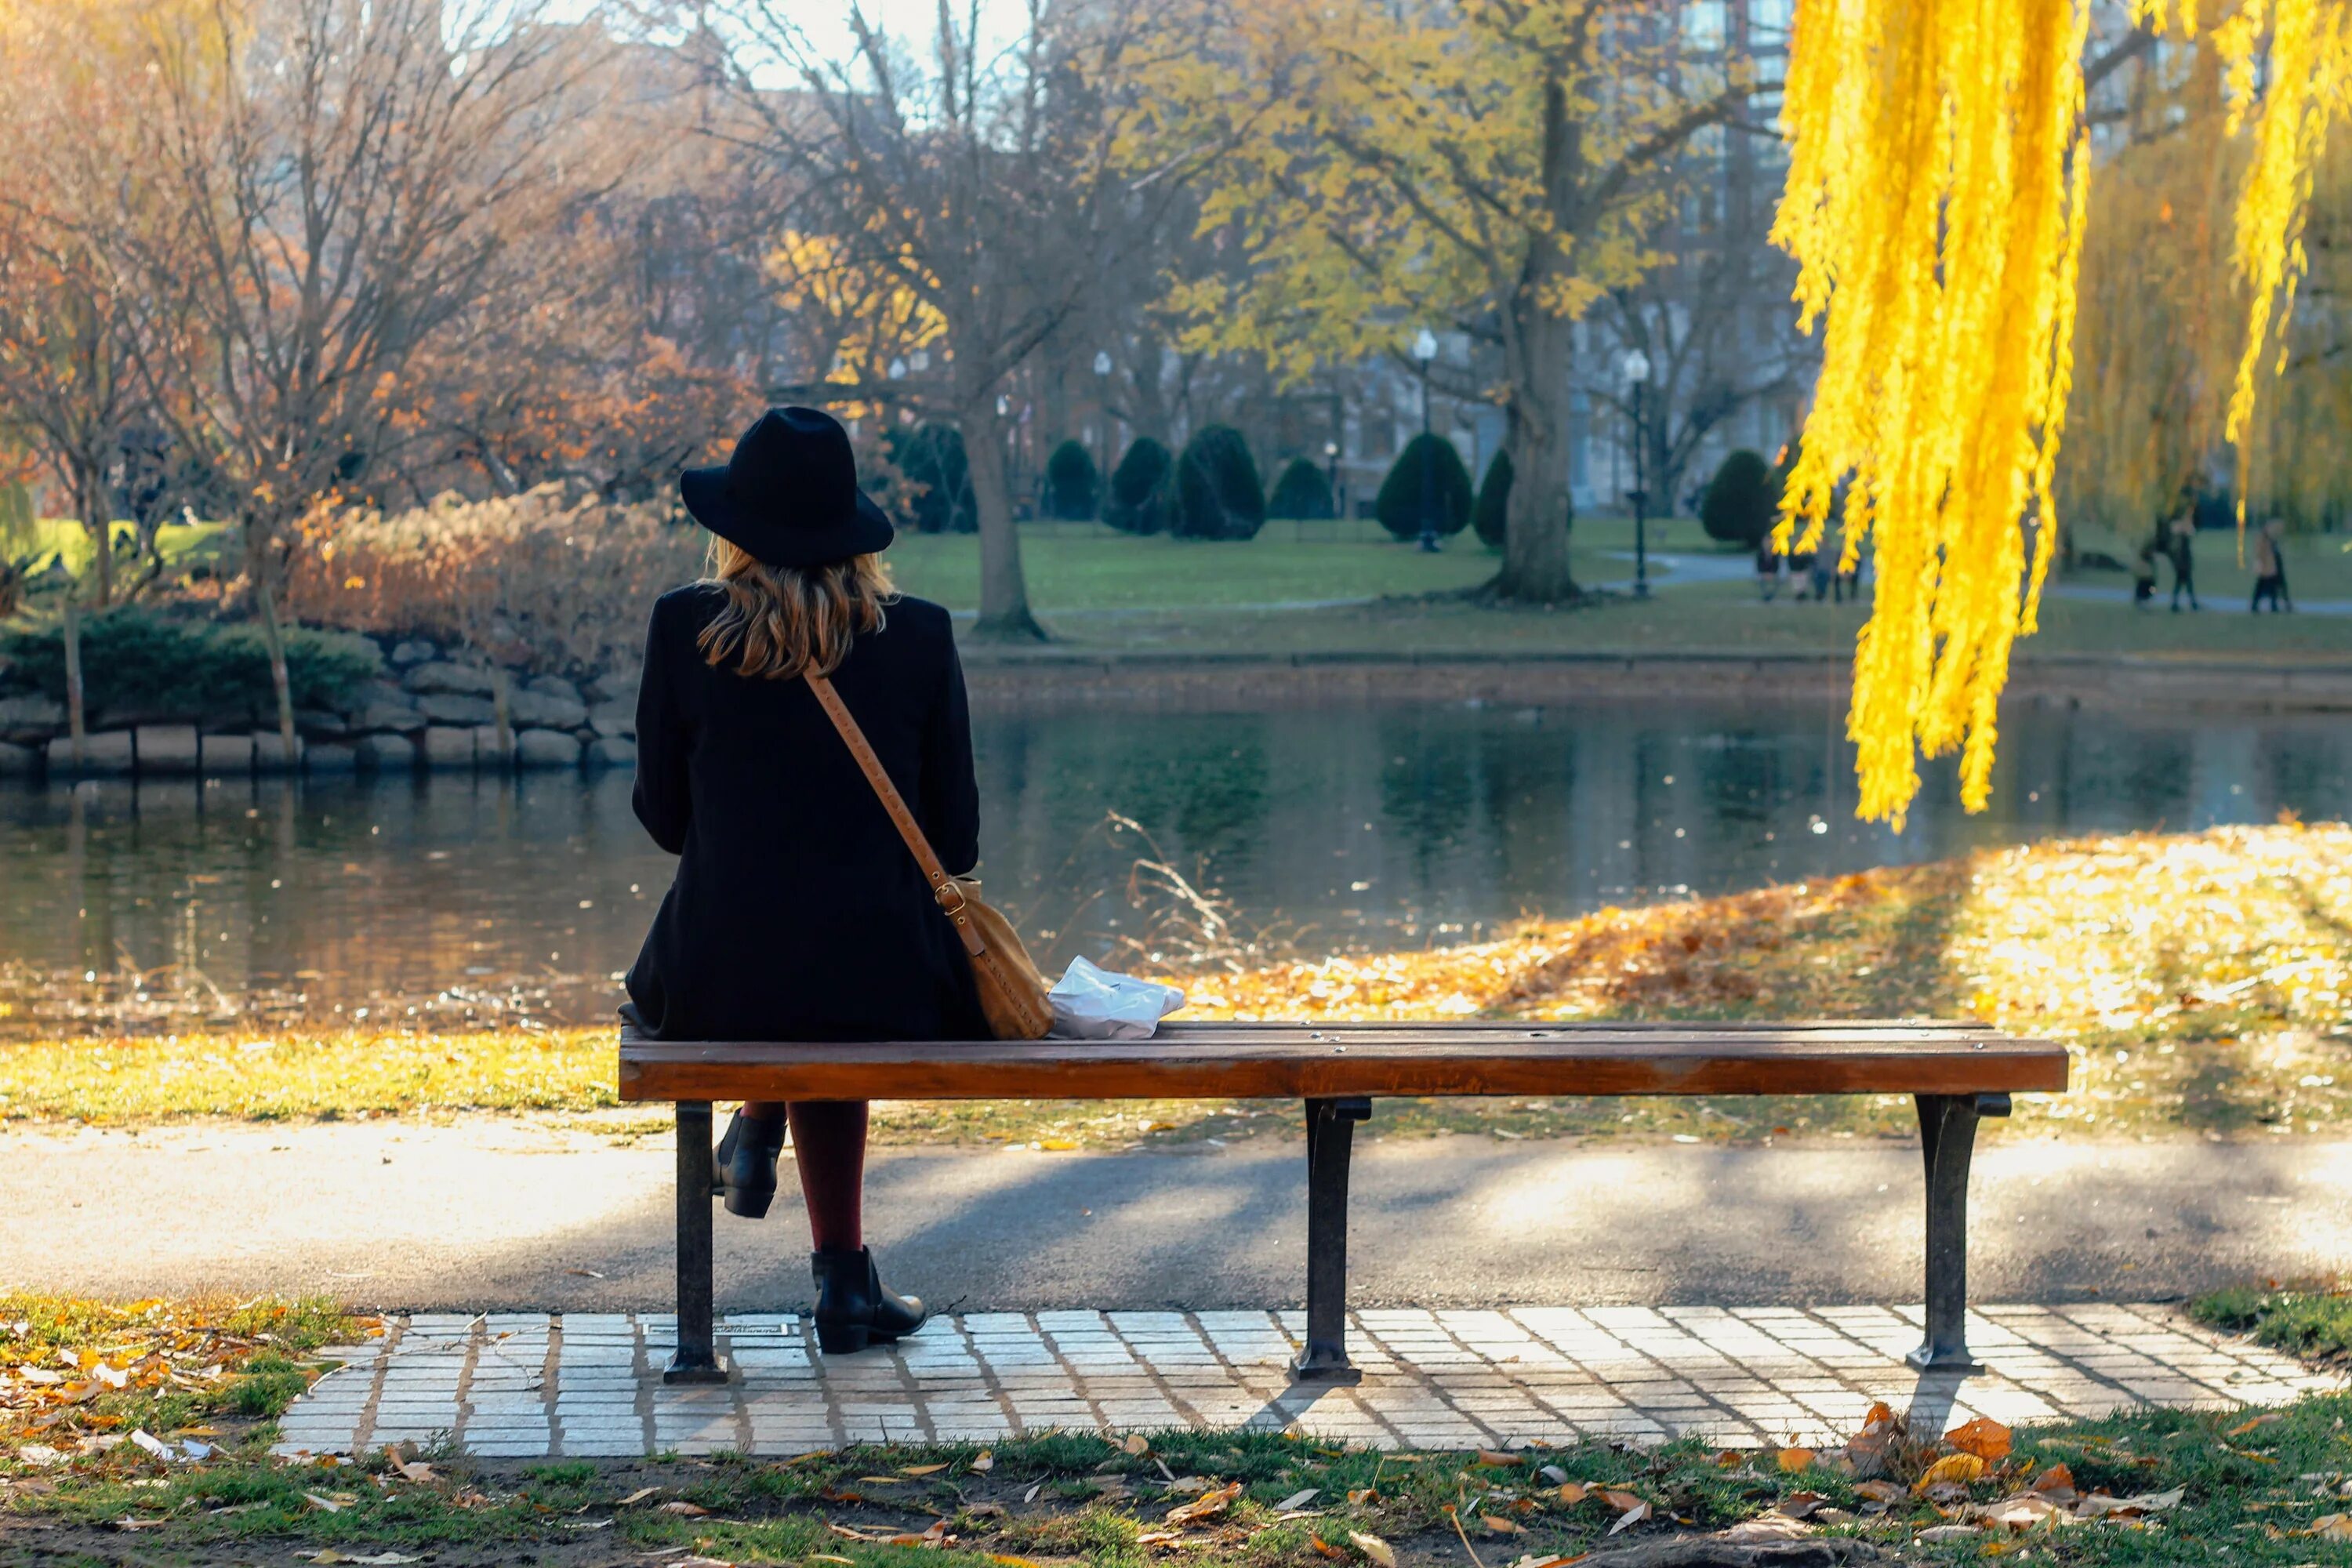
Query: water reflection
2 698 2345 1030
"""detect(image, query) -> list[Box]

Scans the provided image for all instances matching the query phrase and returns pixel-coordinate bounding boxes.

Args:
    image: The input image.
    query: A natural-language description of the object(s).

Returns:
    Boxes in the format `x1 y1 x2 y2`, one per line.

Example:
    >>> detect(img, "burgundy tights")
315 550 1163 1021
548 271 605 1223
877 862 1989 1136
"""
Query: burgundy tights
740 1100 866 1252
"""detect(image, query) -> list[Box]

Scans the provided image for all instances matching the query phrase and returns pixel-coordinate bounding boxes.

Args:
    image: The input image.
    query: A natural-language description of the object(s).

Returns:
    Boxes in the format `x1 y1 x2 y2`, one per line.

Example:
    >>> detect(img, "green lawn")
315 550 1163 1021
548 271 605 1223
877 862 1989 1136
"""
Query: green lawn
888 519 2352 659
9 1283 2352 1566
21 517 226 577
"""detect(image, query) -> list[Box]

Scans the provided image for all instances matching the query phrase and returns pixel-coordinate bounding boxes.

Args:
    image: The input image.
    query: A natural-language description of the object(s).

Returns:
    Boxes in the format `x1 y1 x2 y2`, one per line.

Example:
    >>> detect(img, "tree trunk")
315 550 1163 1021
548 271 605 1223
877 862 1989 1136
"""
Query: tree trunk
252 558 299 760
81 481 114 610
1494 307 1581 603
961 403 1045 641
60 590 87 771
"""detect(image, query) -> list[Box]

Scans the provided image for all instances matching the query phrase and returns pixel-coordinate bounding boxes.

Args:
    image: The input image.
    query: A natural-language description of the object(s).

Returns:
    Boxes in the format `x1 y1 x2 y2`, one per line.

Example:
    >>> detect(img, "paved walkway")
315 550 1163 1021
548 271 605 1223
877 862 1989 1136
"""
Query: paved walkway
274 1302 2335 1461
14 1122 2352 1310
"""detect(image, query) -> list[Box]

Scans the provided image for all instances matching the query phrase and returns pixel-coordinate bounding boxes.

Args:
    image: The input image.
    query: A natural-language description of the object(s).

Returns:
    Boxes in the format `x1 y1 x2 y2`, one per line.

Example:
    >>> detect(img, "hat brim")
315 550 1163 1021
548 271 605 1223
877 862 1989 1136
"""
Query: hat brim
680 465 895 568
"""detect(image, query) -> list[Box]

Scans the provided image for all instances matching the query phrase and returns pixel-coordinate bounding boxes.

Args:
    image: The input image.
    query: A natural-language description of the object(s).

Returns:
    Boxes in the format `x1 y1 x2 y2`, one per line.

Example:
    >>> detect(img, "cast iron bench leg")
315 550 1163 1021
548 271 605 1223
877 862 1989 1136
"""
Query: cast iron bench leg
665 1100 728 1385
1907 1091 2011 1372
1293 1095 1372 1383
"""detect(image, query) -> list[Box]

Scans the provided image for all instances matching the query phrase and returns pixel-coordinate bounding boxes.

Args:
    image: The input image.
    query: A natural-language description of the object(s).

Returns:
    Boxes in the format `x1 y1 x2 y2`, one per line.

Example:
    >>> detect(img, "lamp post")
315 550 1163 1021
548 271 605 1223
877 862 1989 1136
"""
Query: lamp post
1092 350 1118 474
1412 328 1439 553
1622 347 1653 600
1323 439 1341 518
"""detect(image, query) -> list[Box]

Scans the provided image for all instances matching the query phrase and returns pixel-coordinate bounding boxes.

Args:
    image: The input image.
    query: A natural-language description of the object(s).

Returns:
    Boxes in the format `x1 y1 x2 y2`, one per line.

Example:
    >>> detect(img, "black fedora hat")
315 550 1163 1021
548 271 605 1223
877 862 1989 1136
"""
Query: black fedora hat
680 406 894 568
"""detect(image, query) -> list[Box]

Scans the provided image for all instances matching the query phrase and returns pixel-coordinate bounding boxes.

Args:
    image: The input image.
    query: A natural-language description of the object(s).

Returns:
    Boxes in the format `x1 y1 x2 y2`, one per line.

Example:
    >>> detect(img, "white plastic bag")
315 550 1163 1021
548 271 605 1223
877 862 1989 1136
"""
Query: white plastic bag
1047 955 1186 1040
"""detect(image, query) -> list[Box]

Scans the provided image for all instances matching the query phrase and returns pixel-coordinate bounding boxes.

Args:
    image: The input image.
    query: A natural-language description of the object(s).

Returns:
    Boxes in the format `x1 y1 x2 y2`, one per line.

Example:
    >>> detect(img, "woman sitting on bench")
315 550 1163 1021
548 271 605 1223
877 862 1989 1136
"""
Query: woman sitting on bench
620 406 986 1355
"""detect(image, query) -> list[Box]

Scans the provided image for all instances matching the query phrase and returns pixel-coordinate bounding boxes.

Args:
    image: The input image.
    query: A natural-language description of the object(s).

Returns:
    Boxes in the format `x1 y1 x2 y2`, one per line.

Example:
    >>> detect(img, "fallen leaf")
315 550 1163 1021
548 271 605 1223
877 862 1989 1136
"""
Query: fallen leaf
1947 1417 2013 1463
2075 1486 2184 1519
2028 1463 2075 1497
1915 1524 1980 1542
1349 1530 1398 1568
988 1557 1040 1567
658 1500 711 1516
1538 1465 1569 1485
615 1487 662 1507
1914 1453 1987 1493
1597 1488 1642 1513
1853 1480 1907 1507
2302 1513 2352 1540
1136 1531 1182 1547
303 1493 347 1514
810 1556 855 1564
1022 1481 1043 1504
111 1517 171 1532
1606 1501 1651 1536
2227 1414 2283 1439
129 1429 172 1461
1277 1489 1321 1512
902 1463 951 1476
16 1446 64 1467
1554 1481 1588 1504
1475 1450 1519 1467
1123 1434 1150 1456
1777 1492 1831 1520
971 1450 995 1472
858 1475 906 1485
1776 1447 1816 1473
1165 1481 1243 1526
1348 1486 1380 1506
1309 1537 1346 1560
674 1558 736 1568
1483 1515 1527 1534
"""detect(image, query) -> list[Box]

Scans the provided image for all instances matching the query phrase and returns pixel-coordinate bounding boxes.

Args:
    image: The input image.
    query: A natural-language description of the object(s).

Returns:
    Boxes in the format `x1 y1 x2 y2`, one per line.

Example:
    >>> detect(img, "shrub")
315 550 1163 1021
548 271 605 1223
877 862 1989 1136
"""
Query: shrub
1103 437 1175 535
1374 434 1472 540
1268 457 1335 521
887 423 977 534
1700 448 1778 546
0 607 381 718
1044 440 1102 521
282 484 705 677
1174 426 1267 541
1473 449 1514 548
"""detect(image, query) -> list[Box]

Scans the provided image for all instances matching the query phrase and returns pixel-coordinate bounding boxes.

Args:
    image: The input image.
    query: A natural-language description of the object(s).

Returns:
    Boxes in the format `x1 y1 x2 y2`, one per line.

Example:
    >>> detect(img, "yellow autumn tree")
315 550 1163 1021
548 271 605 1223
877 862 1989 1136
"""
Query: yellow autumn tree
1135 0 1745 604
1777 0 2352 826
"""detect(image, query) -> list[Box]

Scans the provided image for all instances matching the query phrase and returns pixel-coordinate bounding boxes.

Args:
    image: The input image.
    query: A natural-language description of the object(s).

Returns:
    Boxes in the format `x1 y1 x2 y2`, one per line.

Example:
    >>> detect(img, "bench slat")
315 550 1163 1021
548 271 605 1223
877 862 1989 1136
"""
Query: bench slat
618 1019 2065 1102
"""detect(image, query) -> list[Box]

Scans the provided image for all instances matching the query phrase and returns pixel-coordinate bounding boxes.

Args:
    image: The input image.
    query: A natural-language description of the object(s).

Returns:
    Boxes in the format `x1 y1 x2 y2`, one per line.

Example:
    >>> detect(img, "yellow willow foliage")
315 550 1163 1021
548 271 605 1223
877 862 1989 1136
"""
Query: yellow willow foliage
1774 0 2092 827
2187 0 2352 512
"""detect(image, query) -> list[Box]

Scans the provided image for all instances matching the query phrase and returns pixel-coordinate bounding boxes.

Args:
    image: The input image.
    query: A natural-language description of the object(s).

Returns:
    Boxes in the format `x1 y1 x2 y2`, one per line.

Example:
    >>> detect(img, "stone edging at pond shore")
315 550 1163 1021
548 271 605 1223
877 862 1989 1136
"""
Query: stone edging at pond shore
956 645 2352 713
0 636 638 784
3 642 2343 782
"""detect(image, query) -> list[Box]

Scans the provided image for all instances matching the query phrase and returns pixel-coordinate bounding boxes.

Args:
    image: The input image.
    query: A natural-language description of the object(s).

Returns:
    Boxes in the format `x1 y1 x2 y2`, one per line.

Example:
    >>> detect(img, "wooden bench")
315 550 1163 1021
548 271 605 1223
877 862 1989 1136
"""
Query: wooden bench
619 1020 2067 1386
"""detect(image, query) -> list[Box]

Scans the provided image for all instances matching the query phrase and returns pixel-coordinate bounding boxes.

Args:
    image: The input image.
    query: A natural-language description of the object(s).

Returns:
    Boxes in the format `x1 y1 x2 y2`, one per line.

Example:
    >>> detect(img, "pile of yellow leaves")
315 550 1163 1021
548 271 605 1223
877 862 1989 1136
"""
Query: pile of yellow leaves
1 1296 374 1457
1182 821 2347 1038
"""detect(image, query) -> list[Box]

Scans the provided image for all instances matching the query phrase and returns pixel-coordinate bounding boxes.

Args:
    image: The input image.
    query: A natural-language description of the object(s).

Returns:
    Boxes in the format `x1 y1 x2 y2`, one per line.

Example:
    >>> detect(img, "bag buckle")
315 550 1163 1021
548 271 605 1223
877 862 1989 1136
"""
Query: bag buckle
935 880 968 916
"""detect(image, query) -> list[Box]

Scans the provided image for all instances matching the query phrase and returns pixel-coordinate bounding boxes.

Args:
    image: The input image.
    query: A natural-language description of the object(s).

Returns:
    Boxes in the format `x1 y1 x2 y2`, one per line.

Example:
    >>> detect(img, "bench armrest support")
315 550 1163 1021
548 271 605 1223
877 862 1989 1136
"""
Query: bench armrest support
1907 1091 2009 1372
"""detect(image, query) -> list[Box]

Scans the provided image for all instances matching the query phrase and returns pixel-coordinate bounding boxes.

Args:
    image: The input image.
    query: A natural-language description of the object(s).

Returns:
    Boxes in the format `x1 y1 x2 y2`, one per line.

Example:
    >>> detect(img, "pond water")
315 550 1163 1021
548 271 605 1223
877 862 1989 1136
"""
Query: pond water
4 697 2348 1033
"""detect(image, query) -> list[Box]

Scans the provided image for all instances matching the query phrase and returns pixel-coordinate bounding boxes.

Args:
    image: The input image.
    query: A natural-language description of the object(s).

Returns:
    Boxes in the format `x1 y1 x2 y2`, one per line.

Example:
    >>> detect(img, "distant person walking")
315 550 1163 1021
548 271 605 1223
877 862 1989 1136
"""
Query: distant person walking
1755 536 1782 601
2132 532 2159 608
2167 505 2200 612
2250 515 2293 612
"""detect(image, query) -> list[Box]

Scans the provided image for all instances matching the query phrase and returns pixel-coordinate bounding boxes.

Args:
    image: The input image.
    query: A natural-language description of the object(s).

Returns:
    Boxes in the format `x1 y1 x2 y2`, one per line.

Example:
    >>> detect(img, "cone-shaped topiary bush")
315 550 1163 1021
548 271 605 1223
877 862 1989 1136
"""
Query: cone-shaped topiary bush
1045 439 1100 521
1472 448 1513 548
1268 456 1336 521
1103 437 1174 535
1375 433 1472 540
1174 425 1266 540
887 423 977 534
1700 448 1777 546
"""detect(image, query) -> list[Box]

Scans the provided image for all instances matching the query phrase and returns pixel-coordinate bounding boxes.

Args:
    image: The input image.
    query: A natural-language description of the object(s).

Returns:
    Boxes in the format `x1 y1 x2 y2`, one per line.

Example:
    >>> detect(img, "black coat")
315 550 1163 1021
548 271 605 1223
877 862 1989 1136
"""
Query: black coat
622 584 989 1044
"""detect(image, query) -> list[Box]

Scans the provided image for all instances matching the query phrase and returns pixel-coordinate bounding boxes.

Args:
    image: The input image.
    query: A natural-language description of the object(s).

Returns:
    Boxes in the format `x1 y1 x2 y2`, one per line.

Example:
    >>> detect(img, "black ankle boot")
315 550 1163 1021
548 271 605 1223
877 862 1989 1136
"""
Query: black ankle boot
713 1110 786 1219
811 1247 926 1354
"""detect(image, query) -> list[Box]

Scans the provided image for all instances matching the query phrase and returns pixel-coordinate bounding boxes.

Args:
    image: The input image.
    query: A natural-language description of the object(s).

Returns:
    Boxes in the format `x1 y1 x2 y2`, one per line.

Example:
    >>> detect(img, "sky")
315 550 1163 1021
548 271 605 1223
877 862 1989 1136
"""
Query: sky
541 0 1033 74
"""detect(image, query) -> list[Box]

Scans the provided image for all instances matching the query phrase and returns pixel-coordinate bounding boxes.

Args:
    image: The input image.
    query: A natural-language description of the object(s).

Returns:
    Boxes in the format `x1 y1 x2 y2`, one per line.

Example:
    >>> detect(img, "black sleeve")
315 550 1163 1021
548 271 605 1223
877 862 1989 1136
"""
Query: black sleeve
630 598 693 855
919 623 981 877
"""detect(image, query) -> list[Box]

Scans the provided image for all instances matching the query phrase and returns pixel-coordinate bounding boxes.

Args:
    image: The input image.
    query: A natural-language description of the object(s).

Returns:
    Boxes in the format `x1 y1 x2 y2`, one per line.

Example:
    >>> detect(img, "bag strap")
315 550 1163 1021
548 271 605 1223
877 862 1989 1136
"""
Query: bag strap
804 670 985 956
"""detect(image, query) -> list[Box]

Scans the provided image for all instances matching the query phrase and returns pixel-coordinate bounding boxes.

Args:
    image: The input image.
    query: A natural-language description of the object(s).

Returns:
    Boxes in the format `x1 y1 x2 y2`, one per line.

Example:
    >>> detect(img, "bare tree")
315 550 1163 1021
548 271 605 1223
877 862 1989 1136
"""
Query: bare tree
118 0 588 754
717 0 1210 641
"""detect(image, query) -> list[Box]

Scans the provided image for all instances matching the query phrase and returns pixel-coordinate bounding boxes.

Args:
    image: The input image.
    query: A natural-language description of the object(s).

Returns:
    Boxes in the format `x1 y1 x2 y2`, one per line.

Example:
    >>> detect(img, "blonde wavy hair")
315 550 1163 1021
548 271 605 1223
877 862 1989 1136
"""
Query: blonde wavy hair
695 537 895 680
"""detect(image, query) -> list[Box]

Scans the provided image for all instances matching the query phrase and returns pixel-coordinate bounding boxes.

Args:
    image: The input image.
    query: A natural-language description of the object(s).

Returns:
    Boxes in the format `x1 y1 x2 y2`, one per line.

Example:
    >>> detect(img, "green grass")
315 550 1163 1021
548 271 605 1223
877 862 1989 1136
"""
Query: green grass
14 1384 2352 1564
2192 1284 2352 1366
22 517 227 578
884 517 2352 659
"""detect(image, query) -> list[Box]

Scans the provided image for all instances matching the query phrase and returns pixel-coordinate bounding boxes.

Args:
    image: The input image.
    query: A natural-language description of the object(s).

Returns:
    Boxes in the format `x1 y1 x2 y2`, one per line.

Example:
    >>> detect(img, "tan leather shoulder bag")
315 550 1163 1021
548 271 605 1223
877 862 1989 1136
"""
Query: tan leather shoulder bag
804 671 1054 1040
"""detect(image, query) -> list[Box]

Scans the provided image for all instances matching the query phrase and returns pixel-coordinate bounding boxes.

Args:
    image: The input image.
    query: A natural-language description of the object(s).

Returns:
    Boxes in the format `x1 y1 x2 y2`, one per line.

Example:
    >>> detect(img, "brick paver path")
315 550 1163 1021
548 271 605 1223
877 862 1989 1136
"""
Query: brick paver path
273 1304 2336 1461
